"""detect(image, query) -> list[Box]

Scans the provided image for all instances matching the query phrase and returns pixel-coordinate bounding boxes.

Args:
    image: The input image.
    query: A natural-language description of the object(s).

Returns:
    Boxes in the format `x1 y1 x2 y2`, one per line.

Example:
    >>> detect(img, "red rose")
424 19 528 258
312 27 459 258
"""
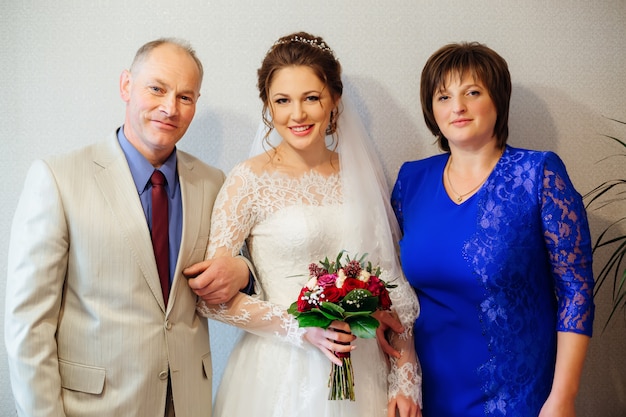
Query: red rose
297 287 313 312
378 289 392 310
321 286 343 303
341 277 367 293
366 276 385 297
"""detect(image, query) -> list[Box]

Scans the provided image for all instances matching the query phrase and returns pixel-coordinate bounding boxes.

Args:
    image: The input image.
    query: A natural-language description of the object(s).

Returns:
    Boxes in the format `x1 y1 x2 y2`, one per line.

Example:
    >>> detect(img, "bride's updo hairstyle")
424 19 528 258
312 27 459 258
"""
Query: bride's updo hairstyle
258 32 343 137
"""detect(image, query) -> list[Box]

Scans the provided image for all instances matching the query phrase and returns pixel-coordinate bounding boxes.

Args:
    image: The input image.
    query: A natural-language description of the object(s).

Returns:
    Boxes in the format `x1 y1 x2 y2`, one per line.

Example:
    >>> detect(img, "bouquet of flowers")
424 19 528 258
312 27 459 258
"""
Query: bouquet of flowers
287 250 395 401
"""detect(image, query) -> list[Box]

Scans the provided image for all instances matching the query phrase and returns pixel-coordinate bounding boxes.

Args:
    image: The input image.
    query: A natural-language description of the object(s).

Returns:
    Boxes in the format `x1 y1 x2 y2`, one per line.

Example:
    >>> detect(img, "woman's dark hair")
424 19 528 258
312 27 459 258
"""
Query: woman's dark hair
420 42 511 152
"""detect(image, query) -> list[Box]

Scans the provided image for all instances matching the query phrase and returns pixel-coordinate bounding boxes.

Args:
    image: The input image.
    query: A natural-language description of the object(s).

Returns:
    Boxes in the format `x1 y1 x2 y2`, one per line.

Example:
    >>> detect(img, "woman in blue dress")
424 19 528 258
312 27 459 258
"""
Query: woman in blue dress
392 42 594 417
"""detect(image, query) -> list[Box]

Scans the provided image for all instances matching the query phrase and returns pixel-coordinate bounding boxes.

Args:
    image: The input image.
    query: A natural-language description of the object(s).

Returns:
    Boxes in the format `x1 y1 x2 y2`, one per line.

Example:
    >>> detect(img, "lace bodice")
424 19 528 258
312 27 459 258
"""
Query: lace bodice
208 165 344 304
198 161 421 403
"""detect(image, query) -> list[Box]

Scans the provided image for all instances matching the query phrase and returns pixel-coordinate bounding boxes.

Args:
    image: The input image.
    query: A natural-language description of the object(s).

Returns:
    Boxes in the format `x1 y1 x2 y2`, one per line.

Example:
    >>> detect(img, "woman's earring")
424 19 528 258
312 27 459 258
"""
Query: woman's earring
326 110 337 135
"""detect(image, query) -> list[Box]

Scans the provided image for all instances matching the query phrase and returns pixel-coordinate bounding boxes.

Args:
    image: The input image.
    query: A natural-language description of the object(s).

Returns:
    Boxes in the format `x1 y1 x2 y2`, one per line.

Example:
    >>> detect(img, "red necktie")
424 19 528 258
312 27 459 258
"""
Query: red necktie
151 170 170 306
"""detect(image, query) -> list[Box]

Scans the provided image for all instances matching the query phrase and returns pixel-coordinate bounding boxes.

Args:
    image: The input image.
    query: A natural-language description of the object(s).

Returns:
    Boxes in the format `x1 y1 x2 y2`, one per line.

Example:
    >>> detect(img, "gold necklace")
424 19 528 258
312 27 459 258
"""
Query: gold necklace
446 151 502 203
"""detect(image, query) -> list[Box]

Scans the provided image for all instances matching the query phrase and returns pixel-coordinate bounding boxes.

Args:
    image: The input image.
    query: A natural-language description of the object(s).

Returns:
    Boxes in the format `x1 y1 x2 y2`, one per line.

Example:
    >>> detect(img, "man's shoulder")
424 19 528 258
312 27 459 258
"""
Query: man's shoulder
177 149 224 178
43 132 117 165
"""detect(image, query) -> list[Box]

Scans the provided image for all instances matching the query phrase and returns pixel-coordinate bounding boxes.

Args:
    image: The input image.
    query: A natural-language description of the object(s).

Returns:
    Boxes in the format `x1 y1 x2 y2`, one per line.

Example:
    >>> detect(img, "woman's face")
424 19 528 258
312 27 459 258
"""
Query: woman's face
268 65 336 153
432 73 497 150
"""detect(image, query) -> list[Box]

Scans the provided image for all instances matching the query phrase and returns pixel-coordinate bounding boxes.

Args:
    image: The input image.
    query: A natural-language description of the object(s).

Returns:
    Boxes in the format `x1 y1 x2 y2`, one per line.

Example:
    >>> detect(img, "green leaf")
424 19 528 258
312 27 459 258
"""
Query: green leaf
287 302 299 316
346 315 379 339
320 256 331 272
343 310 376 318
313 306 343 321
342 288 373 300
335 250 346 269
358 253 369 264
340 289 379 312
319 301 345 317
295 313 333 329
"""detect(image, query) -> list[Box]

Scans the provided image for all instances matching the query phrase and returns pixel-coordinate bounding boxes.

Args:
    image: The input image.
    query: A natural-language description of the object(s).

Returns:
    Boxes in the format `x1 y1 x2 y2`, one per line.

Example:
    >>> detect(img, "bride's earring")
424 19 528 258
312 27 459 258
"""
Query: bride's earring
326 109 337 135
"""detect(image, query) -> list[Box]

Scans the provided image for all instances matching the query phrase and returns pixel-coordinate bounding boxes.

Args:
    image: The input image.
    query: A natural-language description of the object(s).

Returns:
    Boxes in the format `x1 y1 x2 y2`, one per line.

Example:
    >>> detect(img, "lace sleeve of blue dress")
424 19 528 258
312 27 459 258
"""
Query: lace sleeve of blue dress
541 152 595 336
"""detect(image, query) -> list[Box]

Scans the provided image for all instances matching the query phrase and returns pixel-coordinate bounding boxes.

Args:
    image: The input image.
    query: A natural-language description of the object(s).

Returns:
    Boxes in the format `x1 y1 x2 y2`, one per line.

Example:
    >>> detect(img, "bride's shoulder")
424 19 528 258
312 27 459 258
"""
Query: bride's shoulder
229 153 274 176
245 153 275 172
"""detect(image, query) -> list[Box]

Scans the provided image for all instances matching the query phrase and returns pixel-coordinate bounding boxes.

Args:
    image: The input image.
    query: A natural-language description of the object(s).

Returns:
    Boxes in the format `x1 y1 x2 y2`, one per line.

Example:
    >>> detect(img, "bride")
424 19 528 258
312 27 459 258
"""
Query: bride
187 32 421 417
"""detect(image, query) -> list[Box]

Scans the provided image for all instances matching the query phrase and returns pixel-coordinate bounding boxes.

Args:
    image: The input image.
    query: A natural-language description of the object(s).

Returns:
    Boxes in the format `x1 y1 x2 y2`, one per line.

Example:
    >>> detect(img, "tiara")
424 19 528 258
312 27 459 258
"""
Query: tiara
275 35 335 56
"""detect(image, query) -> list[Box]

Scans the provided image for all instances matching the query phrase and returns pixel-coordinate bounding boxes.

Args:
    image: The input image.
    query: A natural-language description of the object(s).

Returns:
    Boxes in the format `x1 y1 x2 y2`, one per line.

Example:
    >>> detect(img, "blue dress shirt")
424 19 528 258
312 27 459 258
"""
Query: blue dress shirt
117 127 182 286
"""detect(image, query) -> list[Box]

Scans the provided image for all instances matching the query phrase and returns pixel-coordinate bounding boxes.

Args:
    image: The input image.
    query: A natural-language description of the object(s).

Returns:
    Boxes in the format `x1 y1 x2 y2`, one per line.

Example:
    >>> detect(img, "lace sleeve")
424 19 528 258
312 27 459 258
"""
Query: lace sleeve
206 163 256 259
205 163 265 295
385 268 423 406
541 152 595 336
198 162 306 344
385 167 423 405
197 293 306 347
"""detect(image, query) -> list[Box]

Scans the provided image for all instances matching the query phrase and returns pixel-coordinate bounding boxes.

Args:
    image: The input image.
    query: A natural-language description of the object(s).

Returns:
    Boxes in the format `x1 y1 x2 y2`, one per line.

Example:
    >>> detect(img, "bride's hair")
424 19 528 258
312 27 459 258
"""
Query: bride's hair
257 32 343 137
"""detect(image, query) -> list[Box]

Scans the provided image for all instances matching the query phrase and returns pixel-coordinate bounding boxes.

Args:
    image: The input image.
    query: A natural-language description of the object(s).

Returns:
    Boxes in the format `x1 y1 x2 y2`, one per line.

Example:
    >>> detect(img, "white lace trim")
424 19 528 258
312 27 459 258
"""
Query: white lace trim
197 297 306 348
206 164 342 259
388 360 422 407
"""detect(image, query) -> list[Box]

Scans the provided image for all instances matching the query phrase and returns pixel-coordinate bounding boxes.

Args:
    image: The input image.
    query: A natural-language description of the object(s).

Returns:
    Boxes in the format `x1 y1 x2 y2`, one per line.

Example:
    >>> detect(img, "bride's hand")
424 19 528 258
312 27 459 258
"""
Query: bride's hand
388 394 422 417
303 321 355 366
373 309 404 359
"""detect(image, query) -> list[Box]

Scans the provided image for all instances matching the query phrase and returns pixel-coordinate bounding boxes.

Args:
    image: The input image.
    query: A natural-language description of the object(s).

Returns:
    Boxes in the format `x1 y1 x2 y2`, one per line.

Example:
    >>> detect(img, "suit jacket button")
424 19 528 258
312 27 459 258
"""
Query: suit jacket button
159 370 169 380
165 320 172 330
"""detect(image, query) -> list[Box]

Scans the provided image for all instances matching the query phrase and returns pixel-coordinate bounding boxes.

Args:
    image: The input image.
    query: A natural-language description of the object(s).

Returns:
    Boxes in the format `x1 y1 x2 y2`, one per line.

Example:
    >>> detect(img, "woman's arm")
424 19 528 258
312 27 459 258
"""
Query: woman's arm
539 153 595 416
539 332 590 417
197 291 354 366
385 271 422 416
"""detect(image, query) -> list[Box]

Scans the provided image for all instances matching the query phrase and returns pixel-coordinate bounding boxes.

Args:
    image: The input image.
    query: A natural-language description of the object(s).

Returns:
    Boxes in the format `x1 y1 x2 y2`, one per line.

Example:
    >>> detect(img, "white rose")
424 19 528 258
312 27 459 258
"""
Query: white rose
335 269 347 288
306 276 318 290
358 270 371 283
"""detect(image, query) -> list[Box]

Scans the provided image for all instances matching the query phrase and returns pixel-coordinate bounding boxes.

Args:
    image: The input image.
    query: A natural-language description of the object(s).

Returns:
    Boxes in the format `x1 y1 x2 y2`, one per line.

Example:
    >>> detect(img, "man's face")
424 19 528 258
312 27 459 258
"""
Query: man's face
120 43 201 166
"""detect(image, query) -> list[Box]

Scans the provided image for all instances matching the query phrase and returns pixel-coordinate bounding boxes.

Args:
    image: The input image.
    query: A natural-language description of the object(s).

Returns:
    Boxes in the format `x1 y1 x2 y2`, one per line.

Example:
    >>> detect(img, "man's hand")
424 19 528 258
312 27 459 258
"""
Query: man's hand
304 321 355 366
373 310 404 359
184 256 249 304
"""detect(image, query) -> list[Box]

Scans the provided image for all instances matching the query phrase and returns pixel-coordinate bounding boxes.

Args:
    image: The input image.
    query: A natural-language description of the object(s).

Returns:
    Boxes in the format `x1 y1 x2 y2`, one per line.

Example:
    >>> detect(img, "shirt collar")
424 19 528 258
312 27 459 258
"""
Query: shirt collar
117 126 178 197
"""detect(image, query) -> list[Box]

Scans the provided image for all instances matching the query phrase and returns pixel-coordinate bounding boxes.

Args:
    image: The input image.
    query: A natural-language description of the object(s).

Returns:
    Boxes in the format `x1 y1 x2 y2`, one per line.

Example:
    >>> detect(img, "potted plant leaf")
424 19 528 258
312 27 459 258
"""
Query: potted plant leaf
584 118 626 329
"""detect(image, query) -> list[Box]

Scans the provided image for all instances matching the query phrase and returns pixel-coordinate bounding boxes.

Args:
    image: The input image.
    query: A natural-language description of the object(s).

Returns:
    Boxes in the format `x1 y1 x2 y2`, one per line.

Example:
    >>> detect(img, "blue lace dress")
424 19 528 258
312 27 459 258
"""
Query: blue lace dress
392 146 595 417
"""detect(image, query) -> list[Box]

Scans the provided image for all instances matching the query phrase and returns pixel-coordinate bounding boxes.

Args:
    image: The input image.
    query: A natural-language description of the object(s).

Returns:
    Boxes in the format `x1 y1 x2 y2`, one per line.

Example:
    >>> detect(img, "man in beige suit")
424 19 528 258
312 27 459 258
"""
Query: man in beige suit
5 38 250 416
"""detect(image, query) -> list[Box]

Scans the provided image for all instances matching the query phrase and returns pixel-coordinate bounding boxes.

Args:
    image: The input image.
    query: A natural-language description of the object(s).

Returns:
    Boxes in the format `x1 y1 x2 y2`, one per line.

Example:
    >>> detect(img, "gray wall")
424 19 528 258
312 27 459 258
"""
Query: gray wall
1 1 625 415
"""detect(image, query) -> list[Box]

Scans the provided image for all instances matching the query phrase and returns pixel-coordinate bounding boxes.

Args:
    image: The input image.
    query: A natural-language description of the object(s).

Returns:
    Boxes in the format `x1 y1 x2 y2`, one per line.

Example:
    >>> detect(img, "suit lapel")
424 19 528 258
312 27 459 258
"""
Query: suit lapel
92 133 166 311
170 153 203 310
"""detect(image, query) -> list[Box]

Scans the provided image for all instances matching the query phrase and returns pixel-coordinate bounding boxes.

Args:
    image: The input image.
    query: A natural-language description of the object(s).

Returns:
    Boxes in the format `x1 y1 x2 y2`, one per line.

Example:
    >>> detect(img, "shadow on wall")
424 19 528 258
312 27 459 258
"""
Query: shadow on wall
509 84 559 151
179 106 259 173
342 76 433 183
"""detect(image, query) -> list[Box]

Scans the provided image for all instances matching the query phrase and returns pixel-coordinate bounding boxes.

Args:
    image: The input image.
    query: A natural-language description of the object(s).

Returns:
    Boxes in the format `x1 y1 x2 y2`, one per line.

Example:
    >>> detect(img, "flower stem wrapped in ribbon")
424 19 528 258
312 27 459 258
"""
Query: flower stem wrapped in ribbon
287 250 395 401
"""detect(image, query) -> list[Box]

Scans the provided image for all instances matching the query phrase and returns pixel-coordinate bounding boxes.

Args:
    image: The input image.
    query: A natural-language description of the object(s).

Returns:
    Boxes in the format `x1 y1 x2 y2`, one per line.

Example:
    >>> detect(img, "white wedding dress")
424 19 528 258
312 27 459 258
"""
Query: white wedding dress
197 161 420 417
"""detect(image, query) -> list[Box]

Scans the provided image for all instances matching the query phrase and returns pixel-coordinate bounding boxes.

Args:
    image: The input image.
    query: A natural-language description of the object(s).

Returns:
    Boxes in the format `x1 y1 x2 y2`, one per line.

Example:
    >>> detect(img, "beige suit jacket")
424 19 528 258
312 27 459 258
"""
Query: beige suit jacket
5 132 224 416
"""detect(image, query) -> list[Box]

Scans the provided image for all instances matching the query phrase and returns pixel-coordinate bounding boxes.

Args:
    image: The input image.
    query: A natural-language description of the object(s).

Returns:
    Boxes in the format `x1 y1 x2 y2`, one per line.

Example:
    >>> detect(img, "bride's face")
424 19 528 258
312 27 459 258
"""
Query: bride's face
268 65 335 153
